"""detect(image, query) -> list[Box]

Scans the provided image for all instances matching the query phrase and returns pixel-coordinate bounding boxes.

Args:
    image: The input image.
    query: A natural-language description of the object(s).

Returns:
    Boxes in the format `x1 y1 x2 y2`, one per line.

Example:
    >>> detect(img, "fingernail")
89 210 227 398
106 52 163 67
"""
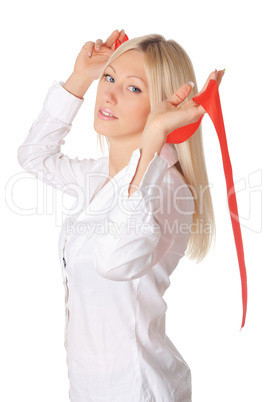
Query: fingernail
187 81 195 88
88 52 91 58
222 68 226 75
121 29 125 33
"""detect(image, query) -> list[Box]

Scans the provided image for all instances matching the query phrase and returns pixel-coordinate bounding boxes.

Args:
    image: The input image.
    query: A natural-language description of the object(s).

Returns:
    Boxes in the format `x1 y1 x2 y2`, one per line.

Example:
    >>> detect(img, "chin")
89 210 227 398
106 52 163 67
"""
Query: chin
93 121 109 137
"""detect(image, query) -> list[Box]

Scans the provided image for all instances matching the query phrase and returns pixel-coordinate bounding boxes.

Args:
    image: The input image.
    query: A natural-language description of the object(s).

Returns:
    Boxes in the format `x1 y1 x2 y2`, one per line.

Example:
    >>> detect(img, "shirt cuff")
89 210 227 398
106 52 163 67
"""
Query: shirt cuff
43 80 84 125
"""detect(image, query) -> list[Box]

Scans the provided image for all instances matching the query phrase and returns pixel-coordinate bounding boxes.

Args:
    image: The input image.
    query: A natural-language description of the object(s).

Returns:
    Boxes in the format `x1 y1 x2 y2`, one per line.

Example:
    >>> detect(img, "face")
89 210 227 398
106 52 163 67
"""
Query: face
94 50 151 142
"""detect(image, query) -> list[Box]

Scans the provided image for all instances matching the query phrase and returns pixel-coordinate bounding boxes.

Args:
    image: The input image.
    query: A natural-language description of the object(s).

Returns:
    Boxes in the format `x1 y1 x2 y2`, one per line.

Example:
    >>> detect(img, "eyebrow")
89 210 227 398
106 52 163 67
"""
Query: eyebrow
107 64 146 86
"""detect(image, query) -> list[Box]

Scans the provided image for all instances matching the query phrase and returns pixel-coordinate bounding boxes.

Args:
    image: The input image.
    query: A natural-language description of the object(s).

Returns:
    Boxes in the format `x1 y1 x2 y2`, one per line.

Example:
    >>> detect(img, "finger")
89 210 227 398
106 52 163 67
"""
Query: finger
104 29 121 48
198 70 217 95
166 82 194 107
117 29 126 44
82 41 95 52
198 69 225 95
94 39 103 50
216 69 225 87
175 101 207 128
82 41 96 58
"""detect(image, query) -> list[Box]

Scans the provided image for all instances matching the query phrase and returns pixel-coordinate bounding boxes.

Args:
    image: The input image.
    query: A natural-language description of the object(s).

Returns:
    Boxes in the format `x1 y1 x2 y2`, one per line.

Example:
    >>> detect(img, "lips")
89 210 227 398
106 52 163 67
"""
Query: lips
99 107 118 118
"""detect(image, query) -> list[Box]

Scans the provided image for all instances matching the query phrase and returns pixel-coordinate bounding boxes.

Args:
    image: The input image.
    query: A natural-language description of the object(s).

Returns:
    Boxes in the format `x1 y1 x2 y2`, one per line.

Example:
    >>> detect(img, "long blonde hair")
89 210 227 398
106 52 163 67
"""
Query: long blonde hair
96 33 216 263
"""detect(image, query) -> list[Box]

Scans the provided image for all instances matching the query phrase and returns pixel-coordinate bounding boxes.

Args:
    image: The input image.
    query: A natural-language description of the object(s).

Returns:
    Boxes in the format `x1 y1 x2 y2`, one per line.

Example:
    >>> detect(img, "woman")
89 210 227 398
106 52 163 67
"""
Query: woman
17 29 224 401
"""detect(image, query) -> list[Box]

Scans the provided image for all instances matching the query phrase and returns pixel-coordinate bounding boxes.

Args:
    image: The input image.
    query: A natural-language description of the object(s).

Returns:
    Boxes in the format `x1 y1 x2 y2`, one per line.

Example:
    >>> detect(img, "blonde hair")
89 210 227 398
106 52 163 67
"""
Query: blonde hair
96 34 216 263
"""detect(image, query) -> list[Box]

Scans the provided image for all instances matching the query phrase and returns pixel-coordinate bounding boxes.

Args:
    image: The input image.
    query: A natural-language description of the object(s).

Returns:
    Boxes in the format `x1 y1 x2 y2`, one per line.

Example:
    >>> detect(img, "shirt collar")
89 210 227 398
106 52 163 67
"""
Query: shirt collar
102 142 179 169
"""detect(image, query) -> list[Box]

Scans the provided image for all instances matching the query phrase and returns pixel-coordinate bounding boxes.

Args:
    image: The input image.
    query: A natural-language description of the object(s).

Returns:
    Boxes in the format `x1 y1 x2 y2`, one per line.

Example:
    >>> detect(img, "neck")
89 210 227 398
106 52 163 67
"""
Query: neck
108 136 141 178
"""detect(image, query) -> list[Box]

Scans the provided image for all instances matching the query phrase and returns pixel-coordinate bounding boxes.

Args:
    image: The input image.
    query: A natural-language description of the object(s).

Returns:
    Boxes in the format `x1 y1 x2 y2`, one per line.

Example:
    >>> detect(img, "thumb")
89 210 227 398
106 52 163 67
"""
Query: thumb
167 82 194 107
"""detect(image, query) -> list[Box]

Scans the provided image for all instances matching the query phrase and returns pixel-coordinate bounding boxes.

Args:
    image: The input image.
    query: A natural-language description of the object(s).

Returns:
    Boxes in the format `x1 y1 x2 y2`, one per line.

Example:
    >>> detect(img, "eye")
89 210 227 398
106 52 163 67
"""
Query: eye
104 74 114 83
129 86 141 93
103 74 141 93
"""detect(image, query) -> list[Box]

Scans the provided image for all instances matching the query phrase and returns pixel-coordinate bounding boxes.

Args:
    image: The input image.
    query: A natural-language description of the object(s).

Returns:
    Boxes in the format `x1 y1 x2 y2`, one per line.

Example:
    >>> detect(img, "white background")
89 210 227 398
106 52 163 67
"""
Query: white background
1 0 266 400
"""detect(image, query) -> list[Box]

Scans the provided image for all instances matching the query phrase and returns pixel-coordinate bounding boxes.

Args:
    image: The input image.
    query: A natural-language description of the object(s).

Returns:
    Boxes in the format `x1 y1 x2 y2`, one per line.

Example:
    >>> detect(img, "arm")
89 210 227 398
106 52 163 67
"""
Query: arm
17 79 96 198
93 149 194 281
128 128 166 198
63 71 93 99
17 30 128 198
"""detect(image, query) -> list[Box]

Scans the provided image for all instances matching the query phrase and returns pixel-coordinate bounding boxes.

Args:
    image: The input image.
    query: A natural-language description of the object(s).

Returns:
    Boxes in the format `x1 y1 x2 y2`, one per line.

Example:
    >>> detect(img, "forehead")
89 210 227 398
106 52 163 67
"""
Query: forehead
108 50 147 81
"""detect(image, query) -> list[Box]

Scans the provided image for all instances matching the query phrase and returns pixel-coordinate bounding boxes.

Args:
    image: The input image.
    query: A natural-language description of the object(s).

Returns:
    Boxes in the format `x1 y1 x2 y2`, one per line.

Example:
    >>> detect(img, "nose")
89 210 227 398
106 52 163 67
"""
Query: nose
103 86 118 105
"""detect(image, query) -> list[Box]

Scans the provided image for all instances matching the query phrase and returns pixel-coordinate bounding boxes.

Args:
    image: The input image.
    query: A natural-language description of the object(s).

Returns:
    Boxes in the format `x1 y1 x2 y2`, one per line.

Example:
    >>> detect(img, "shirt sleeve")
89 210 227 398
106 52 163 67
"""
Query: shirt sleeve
94 149 195 281
17 80 97 198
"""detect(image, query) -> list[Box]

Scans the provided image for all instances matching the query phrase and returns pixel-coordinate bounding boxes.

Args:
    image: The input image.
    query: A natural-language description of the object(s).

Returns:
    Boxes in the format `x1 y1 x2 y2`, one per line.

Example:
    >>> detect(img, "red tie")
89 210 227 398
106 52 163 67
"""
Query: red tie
114 34 129 49
167 80 247 330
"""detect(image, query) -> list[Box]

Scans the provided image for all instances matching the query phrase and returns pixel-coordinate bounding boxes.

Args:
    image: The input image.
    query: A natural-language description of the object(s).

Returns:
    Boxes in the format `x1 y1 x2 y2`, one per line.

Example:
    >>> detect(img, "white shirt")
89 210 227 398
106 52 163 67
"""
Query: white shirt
17 81 195 402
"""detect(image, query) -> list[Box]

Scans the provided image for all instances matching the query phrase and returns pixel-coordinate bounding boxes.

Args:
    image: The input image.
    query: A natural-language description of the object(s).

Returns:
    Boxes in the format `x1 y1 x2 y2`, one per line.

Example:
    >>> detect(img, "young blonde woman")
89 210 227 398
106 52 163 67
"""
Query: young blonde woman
17 29 224 401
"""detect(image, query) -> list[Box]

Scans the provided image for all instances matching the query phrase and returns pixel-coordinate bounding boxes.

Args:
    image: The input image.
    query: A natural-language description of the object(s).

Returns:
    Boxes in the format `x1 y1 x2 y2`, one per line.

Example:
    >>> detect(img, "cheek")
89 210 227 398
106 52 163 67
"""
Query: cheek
94 85 104 107
130 99 151 122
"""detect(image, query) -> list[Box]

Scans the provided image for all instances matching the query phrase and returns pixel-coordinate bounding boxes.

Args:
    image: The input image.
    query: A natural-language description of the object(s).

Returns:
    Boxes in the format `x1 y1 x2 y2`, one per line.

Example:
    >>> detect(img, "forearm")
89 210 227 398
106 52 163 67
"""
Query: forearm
17 80 86 196
63 72 94 99
128 129 166 198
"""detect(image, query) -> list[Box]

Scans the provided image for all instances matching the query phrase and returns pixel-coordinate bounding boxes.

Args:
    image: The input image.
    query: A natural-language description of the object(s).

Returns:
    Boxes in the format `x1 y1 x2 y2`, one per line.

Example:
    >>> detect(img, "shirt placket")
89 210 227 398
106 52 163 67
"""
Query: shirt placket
62 233 71 350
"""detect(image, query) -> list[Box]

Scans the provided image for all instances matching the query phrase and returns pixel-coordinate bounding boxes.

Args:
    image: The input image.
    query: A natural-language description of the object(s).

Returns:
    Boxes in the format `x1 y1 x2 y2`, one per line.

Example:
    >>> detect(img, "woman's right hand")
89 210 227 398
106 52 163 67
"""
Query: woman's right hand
73 29 127 82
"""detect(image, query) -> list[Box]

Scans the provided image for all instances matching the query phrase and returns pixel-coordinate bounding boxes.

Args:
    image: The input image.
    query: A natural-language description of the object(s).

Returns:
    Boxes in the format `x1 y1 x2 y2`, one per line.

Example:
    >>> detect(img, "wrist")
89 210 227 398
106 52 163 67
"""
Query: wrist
139 126 166 154
63 72 94 99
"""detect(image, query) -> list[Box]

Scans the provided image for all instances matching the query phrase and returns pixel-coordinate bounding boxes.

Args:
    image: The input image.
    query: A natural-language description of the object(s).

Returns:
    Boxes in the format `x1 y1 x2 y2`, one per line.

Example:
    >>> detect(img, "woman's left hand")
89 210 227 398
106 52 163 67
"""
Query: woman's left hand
144 69 225 140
